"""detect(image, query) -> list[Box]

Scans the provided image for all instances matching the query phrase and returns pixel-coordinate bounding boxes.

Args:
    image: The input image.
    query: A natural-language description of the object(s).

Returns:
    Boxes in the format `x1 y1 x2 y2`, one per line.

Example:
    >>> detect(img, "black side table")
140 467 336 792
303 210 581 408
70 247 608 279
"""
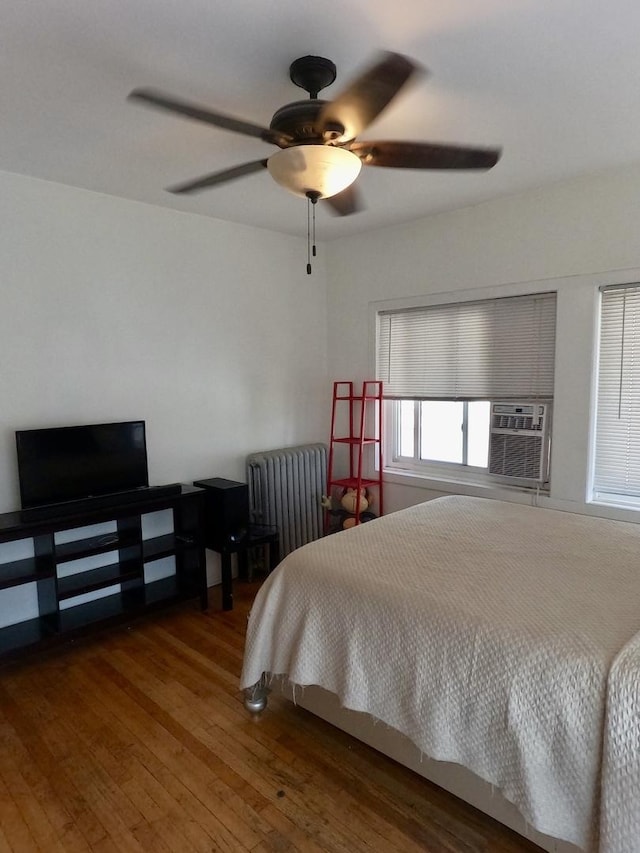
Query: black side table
193 478 280 610
222 524 280 610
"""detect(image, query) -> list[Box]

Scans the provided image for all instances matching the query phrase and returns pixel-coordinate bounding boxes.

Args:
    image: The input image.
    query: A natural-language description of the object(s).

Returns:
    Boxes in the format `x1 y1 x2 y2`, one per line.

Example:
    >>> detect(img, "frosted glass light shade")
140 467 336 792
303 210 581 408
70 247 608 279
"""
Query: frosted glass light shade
267 145 362 199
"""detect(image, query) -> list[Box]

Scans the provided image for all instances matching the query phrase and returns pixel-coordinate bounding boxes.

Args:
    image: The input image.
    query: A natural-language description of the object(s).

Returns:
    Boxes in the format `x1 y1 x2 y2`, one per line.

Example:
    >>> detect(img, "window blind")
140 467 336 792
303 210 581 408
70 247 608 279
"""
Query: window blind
377 292 557 400
593 283 640 501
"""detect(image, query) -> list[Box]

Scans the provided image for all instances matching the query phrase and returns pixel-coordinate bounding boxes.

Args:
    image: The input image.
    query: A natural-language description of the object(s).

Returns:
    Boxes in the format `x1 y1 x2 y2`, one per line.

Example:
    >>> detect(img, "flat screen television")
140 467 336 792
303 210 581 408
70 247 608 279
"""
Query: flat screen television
16 421 149 510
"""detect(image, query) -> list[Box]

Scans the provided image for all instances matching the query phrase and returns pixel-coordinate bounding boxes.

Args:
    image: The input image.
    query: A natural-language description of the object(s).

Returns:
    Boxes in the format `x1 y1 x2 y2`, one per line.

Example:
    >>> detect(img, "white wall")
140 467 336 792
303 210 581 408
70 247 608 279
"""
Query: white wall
0 170 329 578
7 159 640 531
327 162 640 517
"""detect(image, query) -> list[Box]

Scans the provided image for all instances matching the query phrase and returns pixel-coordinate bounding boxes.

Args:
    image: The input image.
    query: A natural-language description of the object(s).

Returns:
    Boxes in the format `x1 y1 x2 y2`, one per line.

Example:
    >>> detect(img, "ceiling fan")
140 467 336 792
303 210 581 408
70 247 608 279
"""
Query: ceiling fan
128 51 502 217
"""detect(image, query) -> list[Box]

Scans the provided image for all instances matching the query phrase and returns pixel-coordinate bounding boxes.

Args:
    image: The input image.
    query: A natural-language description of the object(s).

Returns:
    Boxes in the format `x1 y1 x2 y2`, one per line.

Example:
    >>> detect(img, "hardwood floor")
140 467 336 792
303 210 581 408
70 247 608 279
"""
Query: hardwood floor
0 581 542 852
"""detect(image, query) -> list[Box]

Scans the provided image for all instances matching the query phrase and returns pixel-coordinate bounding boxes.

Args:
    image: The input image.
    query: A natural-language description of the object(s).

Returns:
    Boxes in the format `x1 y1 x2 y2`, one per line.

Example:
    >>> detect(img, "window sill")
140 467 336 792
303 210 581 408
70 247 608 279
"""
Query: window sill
587 498 640 520
383 467 548 505
385 468 640 523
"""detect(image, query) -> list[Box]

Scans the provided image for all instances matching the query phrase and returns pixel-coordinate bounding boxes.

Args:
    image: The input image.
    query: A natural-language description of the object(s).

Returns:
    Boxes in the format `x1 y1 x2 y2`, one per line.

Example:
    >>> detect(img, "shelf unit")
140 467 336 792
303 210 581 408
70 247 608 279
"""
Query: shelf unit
0 485 206 661
326 380 384 532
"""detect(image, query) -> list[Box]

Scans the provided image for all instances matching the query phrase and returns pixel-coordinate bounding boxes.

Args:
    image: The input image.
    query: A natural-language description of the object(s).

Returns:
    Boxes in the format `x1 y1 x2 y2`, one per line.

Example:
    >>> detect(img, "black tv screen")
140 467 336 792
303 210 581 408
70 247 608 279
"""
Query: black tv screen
16 421 149 510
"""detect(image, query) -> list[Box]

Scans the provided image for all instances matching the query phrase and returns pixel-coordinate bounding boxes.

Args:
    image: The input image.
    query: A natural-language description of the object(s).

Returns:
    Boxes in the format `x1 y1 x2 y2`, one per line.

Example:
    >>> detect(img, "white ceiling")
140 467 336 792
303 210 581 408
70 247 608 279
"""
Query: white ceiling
3 0 640 240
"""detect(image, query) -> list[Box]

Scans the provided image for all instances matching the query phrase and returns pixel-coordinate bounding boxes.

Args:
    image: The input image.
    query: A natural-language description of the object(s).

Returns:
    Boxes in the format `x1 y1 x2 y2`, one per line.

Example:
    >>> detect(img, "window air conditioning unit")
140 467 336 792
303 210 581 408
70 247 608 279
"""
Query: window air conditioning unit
488 402 551 485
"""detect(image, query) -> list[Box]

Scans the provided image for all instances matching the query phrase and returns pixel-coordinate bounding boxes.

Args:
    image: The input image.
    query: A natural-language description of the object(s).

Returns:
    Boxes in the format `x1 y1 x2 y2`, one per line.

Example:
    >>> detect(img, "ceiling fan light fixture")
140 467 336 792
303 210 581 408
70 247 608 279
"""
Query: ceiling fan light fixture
267 145 362 199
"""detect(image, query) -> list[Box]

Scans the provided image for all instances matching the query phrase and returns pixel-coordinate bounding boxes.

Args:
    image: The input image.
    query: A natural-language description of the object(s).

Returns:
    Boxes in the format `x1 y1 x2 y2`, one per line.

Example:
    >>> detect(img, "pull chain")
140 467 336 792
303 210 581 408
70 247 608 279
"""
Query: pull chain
306 196 312 274
312 199 317 258
305 191 320 275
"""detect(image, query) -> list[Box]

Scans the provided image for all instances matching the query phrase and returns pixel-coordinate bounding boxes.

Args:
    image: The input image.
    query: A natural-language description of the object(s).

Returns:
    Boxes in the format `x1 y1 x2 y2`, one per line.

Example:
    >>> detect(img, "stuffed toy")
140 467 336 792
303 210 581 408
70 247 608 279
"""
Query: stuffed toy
322 488 376 532
340 487 370 515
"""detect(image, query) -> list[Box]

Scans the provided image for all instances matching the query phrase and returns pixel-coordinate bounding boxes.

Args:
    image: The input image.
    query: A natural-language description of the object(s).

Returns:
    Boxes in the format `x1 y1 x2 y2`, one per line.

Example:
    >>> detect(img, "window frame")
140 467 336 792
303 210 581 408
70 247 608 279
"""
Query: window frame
591 282 640 507
385 398 496 482
372 283 558 493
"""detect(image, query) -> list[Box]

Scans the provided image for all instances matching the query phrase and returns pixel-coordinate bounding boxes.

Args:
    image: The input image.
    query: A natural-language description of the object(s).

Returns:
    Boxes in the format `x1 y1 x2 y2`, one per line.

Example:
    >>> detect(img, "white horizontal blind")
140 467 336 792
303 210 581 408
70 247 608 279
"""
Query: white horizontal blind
593 284 640 500
377 292 556 400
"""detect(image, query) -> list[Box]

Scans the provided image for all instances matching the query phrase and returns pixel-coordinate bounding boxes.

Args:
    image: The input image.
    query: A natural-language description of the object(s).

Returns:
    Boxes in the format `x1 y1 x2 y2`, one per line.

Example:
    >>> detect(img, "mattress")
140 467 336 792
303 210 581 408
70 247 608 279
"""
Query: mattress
241 496 640 852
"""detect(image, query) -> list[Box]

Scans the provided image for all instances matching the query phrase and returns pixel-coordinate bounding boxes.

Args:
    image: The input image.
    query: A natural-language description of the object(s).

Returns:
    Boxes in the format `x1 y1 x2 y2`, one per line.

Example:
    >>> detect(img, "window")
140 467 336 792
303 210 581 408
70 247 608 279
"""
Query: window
377 292 557 482
593 283 640 504
397 400 490 468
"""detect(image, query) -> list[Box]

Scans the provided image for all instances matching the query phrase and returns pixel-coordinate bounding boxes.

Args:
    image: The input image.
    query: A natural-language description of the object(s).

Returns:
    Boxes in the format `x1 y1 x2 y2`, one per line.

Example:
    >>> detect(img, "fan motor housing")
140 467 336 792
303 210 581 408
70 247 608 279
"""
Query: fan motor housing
269 100 328 142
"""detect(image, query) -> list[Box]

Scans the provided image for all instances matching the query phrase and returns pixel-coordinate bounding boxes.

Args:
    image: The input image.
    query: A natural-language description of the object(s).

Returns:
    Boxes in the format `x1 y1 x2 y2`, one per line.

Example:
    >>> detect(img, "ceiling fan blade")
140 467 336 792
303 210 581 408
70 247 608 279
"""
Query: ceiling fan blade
167 159 268 194
128 88 292 148
324 184 364 216
318 52 423 143
350 141 501 170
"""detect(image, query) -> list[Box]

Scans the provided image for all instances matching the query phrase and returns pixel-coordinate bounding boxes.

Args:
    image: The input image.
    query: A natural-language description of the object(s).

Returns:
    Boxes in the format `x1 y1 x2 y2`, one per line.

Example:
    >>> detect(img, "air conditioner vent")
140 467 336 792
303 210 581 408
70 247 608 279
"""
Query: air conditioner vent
488 402 551 485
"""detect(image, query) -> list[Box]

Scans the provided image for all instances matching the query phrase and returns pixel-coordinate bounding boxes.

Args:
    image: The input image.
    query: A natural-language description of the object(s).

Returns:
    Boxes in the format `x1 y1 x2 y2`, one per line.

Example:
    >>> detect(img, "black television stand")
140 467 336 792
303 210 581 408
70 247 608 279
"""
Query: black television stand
0 484 207 662
20 483 183 523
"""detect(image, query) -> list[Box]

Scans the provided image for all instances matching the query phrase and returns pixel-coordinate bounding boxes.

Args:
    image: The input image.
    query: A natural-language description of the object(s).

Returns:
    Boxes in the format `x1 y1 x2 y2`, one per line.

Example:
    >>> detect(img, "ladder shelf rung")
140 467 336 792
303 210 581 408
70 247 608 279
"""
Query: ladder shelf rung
329 477 380 490
334 395 382 401
332 436 379 445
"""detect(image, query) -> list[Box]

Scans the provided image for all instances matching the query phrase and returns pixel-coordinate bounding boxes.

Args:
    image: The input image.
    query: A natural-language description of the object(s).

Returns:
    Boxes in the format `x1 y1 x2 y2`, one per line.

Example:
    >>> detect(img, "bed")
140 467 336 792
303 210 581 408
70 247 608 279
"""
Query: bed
240 496 640 853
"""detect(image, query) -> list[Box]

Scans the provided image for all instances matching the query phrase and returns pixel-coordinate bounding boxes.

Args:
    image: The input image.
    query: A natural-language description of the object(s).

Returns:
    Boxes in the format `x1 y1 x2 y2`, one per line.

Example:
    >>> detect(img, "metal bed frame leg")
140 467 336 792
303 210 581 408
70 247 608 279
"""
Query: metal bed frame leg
244 674 269 714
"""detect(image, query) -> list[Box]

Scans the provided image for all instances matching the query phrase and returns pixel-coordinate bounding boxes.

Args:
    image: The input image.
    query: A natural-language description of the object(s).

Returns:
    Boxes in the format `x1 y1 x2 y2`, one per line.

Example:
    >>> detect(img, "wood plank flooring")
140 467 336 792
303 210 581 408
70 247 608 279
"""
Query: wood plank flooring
0 581 543 852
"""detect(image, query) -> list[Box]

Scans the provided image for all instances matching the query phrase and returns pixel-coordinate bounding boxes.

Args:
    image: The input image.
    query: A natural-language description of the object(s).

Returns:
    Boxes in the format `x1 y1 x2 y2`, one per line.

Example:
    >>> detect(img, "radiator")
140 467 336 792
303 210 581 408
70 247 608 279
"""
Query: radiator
246 444 327 557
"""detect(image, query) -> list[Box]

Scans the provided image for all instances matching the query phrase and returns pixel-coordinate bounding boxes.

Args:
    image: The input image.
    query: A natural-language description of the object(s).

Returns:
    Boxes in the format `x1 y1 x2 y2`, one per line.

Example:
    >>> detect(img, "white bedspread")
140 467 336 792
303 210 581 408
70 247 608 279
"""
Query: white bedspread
240 496 640 852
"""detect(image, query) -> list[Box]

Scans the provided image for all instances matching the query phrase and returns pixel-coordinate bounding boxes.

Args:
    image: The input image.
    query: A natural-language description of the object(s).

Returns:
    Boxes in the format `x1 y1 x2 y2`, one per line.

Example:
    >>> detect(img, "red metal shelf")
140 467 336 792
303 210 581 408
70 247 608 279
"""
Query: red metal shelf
326 380 384 533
